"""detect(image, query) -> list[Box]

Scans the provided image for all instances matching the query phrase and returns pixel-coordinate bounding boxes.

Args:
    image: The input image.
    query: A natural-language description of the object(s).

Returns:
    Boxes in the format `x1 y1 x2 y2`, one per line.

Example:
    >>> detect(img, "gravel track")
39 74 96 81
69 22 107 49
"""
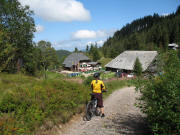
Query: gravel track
57 87 151 135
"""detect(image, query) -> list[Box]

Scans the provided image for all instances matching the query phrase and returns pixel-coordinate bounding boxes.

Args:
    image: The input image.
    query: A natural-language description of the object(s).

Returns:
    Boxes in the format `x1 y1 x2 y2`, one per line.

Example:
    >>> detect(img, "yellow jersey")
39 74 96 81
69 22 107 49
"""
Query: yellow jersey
91 80 106 93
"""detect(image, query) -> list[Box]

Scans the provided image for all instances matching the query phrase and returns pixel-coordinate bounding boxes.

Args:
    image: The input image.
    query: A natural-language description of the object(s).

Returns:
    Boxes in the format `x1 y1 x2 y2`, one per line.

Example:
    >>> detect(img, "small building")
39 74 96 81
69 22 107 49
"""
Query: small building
88 62 101 71
168 43 179 50
78 62 101 72
63 53 91 71
105 51 158 73
88 62 100 68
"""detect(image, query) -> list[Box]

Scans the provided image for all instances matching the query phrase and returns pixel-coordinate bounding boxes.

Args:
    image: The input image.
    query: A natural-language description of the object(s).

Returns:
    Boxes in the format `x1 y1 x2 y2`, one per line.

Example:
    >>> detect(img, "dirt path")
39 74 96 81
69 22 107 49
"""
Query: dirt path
57 87 151 135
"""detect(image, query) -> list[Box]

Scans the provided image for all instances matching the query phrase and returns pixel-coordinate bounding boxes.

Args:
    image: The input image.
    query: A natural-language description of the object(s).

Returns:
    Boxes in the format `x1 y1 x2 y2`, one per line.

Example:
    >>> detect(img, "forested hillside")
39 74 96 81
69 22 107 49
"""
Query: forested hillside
56 50 71 59
101 6 180 58
56 50 71 65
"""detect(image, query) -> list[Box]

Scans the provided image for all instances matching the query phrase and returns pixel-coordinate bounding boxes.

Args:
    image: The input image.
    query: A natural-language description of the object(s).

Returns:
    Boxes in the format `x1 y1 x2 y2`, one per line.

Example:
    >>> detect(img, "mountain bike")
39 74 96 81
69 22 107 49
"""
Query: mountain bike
84 93 100 121
85 91 107 121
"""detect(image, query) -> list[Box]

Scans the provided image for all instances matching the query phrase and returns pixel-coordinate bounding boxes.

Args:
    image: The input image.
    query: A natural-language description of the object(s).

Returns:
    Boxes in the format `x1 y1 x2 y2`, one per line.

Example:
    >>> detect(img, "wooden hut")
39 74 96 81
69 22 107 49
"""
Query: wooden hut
105 51 158 73
63 53 91 71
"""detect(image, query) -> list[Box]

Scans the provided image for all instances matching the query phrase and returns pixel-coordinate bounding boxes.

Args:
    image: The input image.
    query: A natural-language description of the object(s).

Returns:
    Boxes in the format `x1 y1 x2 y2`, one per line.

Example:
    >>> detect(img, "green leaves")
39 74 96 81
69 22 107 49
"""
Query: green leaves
87 44 101 61
37 40 60 71
0 0 35 74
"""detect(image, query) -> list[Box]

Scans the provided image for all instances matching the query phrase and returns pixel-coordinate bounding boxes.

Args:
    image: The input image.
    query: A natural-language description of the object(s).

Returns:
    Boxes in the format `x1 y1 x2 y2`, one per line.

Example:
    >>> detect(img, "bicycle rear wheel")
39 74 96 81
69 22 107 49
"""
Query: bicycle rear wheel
95 108 101 116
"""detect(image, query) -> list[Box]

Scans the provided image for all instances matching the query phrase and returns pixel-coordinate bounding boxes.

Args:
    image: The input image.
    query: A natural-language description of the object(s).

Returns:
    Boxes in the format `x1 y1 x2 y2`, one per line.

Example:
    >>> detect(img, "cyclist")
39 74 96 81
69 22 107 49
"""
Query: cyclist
91 72 106 118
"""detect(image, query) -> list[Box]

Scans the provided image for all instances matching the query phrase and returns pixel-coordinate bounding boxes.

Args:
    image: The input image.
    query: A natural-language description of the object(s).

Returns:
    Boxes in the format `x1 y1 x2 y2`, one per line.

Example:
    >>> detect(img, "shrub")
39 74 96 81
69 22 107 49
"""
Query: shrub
137 51 180 135
101 72 115 80
0 75 89 135
83 75 94 86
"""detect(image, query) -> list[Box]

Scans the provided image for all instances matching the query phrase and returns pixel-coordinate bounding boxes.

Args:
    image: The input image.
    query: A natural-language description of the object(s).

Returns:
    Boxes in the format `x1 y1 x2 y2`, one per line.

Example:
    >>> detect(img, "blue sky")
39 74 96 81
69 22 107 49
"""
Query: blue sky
19 0 180 51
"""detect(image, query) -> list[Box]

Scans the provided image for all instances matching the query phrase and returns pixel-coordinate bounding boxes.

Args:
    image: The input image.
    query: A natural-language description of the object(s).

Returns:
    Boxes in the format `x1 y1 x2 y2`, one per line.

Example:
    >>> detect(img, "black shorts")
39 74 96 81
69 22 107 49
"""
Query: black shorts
91 93 103 108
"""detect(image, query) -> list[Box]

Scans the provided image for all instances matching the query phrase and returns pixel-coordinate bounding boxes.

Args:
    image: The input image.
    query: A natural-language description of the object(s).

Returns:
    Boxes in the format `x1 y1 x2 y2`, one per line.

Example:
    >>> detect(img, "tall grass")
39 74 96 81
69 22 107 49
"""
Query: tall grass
101 72 115 80
0 72 89 135
0 73 37 102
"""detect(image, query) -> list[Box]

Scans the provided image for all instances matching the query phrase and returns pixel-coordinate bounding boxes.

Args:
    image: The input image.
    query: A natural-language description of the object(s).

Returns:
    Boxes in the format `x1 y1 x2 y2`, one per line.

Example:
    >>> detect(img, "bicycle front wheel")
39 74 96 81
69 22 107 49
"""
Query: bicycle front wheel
85 101 93 121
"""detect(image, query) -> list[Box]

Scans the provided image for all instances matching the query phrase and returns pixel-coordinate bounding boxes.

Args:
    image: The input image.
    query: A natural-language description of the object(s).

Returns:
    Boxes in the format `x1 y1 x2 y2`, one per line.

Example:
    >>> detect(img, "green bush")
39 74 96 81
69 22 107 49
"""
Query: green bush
137 51 180 135
83 75 94 86
101 72 115 80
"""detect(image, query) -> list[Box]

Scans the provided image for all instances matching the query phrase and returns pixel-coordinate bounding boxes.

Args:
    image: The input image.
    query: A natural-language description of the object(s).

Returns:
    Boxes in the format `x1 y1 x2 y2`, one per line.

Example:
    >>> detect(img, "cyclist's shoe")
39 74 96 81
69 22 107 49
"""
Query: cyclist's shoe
101 113 105 118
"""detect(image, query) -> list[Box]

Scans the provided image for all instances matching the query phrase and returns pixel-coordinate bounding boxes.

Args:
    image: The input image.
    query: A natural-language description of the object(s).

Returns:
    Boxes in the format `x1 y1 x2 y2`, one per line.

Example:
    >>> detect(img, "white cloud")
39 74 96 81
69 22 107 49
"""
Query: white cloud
53 40 83 51
53 39 105 51
161 13 170 17
87 41 94 45
72 30 114 39
19 0 91 22
52 28 117 51
87 40 105 46
72 30 97 39
35 25 44 33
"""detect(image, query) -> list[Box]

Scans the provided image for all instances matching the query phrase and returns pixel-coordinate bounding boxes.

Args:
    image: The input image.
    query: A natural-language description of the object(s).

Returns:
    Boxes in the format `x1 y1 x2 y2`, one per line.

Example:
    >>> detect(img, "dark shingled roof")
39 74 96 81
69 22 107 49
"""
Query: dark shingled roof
88 62 99 65
63 53 90 68
105 51 158 71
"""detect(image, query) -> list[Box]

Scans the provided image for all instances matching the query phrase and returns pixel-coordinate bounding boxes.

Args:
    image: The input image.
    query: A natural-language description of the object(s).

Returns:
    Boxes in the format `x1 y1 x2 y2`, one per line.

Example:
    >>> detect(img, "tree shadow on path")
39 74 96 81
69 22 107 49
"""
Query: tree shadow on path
106 114 152 135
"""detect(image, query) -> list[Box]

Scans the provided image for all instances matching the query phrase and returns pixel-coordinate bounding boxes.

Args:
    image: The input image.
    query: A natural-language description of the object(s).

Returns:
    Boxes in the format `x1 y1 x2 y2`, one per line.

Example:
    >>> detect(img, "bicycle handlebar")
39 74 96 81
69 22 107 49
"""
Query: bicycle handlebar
102 90 107 93
90 90 107 95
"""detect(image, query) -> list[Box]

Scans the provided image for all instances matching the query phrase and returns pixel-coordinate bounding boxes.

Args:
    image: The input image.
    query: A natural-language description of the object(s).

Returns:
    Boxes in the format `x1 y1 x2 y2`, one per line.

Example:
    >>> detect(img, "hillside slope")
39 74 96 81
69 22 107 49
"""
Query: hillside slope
101 6 180 58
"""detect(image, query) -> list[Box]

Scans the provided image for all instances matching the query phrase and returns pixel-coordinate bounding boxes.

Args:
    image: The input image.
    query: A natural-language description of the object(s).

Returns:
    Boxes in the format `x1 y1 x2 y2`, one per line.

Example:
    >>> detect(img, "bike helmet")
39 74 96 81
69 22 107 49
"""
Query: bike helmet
93 72 100 78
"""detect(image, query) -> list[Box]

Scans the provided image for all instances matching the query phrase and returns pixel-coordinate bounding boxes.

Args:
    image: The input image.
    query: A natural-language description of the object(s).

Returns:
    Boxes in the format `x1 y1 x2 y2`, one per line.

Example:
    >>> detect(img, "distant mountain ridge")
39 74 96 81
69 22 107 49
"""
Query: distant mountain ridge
56 50 71 59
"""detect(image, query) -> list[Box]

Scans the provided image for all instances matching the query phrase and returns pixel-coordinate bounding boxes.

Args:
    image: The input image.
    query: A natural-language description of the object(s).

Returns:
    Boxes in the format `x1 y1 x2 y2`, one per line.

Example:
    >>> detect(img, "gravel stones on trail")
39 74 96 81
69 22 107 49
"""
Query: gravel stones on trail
59 87 151 135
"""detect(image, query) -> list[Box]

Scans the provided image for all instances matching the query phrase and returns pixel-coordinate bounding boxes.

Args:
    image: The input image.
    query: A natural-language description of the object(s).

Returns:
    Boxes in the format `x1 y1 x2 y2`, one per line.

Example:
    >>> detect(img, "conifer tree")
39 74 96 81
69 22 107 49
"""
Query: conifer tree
86 45 89 53
176 5 180 15
74 47 78 52
133 57 143 76
178 49 180 59
92 48 100 61
161 27 169 50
